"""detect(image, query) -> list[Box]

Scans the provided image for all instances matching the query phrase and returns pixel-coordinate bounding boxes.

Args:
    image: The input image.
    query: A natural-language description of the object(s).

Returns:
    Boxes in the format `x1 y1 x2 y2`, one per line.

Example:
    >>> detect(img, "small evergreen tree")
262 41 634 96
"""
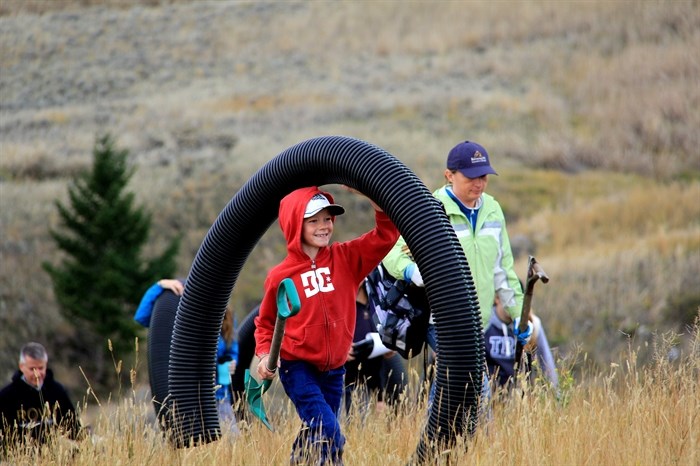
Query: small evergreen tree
43 134 180 389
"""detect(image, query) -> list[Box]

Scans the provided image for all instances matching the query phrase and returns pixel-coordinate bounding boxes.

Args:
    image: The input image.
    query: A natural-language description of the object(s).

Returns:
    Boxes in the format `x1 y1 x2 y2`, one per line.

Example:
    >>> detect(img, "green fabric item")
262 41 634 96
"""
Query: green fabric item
382 187 523 326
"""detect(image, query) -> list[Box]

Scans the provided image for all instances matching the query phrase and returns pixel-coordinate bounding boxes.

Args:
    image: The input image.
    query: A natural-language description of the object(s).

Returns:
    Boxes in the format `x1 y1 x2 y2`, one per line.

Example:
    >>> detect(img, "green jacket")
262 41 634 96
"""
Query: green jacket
382 187 523 326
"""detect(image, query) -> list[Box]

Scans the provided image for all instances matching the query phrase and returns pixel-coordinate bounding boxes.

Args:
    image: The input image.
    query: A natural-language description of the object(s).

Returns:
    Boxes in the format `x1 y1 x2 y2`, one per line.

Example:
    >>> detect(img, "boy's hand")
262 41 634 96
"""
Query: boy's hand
256 354 277 380
341 185 383 212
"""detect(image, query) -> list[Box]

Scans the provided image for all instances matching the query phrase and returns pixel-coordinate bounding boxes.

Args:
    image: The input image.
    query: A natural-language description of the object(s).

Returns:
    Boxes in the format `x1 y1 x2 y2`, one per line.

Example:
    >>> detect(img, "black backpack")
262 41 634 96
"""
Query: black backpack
364 264 431 359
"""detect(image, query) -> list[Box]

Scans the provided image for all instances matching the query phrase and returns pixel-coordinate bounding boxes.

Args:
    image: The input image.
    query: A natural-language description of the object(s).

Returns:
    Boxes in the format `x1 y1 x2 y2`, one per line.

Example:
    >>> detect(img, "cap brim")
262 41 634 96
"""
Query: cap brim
304 204 345 219
456 166 498 178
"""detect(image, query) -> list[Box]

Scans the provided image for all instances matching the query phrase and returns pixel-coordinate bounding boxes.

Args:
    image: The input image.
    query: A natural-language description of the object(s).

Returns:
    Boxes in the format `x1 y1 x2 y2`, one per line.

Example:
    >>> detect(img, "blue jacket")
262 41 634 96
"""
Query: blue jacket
134 280 239 401
216 336 239 402
133 282 169 327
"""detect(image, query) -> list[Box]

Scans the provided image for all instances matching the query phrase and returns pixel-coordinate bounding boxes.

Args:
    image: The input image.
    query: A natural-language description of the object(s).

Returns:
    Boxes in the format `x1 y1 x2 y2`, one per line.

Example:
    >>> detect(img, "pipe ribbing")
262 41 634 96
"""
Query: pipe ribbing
168 136 484 460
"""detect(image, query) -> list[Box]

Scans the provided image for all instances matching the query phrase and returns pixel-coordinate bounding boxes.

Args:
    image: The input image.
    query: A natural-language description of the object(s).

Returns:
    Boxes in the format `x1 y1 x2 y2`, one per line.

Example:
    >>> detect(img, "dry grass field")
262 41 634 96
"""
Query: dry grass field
2 324 699 465
1 1 699 464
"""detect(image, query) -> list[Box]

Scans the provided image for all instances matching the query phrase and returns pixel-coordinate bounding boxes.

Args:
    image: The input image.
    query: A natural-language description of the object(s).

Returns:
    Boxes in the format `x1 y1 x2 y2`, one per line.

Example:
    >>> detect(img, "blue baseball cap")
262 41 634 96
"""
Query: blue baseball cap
446 141 498 178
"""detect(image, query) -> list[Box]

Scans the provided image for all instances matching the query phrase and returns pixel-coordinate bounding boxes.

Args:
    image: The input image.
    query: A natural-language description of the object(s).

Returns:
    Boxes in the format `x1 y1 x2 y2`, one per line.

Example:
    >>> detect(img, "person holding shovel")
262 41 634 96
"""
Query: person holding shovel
484 293 558 390
254 186 399 465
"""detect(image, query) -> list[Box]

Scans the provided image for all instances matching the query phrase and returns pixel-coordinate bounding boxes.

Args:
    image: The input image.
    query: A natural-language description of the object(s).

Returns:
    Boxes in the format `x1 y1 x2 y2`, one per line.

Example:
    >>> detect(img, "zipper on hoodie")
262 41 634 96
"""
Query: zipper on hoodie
311 259 332 371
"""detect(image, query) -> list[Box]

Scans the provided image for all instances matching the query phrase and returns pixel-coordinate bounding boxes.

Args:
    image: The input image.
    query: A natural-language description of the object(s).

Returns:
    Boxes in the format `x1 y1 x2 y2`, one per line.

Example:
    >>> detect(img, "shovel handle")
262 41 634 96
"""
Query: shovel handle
518 256 550 332
527 260 549 290
515 256 550 371
266 278 301 372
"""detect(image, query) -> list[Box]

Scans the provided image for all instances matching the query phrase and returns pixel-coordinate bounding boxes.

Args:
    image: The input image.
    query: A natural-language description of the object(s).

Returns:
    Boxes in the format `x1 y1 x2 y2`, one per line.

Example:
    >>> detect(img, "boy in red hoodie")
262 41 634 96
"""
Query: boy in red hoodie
254 186 399 465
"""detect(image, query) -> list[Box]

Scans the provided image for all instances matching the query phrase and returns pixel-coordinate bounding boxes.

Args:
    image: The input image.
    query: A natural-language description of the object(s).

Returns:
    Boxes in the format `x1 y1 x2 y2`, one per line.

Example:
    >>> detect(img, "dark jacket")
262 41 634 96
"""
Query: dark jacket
0 369 81 446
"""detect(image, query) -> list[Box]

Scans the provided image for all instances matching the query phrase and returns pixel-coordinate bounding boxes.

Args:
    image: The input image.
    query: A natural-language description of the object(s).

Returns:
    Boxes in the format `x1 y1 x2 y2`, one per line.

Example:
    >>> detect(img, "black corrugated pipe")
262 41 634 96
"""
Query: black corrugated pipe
147 289 180 428
168 136 484 461
230 305 259 413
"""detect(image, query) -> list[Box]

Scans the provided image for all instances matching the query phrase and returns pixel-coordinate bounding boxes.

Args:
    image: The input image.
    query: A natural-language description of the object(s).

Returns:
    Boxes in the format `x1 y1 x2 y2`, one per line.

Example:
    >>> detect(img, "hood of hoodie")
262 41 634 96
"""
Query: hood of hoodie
279 186 340 259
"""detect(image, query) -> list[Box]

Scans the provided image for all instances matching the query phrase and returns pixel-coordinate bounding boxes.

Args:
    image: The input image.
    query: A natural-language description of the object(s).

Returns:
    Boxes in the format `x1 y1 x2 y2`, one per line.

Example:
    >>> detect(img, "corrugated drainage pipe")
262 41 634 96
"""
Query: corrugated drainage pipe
230 305 259 414
147 289 180 428
167 135 484 461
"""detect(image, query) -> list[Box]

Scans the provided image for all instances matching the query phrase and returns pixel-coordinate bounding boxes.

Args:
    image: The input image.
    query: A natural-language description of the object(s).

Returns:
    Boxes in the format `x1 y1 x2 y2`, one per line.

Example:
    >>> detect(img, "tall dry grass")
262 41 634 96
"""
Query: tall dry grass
510 179 700 254
505 177 700 369
1 0 699 426
3 321 698 465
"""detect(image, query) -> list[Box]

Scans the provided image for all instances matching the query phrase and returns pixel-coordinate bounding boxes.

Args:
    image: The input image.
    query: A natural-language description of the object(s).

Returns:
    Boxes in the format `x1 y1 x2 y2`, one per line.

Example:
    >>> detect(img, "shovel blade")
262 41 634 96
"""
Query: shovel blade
244 368 273 431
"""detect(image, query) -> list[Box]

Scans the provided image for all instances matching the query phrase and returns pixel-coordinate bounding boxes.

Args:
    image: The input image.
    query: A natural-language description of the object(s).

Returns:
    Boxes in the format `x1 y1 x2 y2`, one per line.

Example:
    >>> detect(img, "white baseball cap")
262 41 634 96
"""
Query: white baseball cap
304 194 345 218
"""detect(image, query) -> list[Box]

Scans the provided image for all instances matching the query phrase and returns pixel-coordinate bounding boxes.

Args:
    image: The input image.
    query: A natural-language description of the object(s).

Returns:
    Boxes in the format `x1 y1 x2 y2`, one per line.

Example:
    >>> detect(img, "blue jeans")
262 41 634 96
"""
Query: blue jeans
280 360 346 465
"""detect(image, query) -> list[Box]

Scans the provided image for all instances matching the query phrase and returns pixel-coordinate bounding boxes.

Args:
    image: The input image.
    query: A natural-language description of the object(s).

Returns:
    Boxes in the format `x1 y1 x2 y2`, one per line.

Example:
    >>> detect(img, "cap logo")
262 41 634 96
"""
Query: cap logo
471 150 487 164
304 193 345 218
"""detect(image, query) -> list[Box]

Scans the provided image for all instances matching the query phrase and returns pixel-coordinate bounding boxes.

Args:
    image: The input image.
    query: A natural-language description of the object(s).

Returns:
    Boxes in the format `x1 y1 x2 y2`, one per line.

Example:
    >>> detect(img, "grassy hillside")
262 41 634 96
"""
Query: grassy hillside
1 0 699 396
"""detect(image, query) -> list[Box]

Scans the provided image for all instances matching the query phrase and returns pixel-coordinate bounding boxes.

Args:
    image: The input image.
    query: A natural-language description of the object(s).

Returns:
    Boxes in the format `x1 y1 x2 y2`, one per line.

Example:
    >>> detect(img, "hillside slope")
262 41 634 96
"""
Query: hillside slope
1 0 698 390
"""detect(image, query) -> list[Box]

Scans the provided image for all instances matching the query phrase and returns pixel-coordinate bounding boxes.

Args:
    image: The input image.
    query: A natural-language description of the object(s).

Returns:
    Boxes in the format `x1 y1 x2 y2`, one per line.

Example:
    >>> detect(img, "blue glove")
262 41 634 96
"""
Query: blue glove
217 361 231 386
513 318 533 345
403 263 424 287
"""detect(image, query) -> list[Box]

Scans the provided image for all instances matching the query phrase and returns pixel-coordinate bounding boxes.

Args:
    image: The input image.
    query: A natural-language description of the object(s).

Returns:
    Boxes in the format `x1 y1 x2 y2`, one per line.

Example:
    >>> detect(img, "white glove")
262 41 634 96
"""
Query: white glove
368 333 392 359
404 263 424 287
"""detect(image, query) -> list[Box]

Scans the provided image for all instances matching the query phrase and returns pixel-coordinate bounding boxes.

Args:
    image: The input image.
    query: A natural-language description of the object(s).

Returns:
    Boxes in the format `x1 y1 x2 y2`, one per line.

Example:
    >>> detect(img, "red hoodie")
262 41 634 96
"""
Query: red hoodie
254 186 399 371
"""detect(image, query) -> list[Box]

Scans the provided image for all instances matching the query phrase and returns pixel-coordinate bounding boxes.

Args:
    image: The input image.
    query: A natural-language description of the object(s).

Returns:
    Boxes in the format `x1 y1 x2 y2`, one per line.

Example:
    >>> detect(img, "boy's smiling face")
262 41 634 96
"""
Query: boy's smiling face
301 208 335 257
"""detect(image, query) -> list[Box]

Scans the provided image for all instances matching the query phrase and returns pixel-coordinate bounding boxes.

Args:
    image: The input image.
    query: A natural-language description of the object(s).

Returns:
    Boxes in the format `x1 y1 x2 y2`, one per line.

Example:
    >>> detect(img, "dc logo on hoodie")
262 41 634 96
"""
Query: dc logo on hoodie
301 267 334 297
